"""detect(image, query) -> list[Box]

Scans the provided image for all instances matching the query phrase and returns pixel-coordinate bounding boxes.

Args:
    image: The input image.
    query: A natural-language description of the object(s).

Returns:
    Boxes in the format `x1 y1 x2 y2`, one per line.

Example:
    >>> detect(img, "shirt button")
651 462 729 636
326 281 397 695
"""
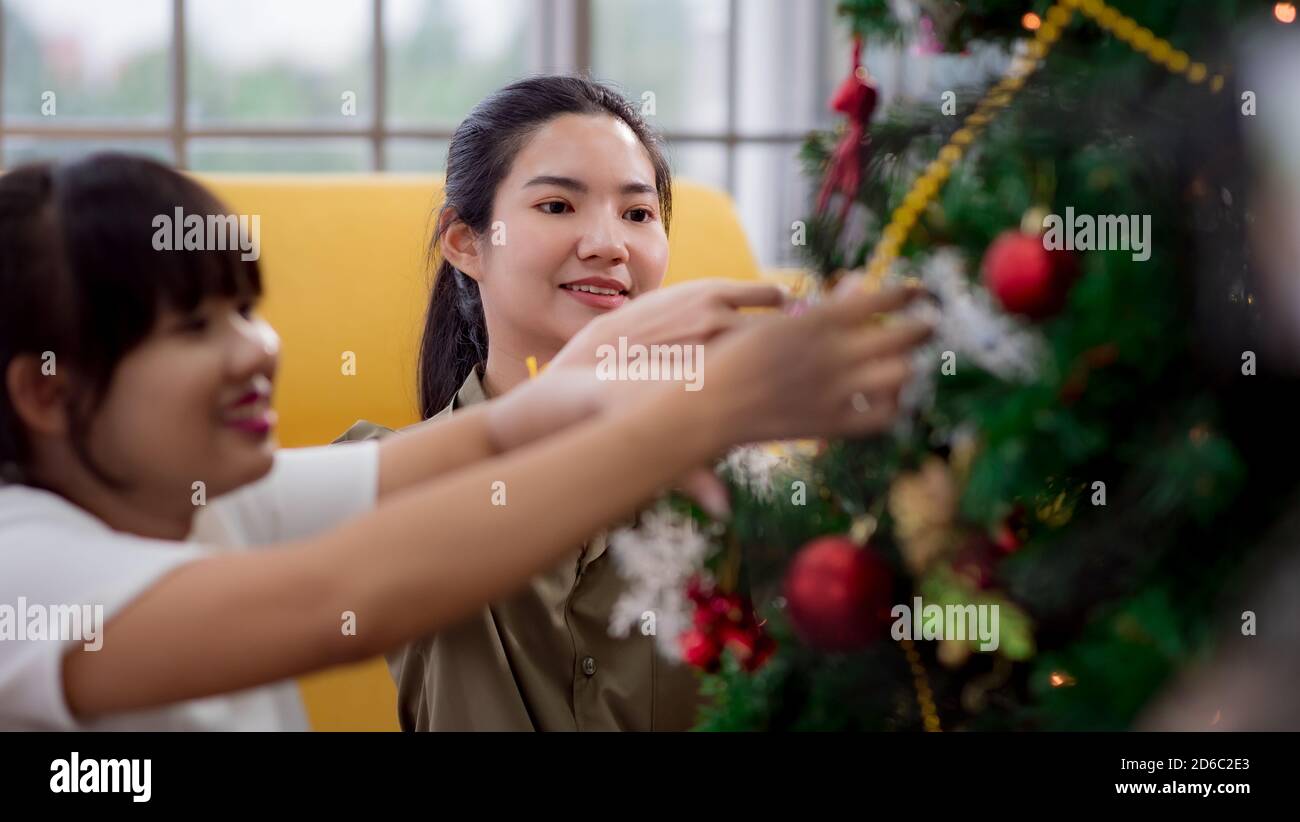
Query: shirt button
582 656 597 677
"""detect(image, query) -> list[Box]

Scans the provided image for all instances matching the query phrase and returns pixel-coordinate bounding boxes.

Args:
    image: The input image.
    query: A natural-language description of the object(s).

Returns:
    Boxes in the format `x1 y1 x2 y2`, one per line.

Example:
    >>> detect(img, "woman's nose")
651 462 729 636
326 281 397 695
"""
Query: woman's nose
576 211 629 264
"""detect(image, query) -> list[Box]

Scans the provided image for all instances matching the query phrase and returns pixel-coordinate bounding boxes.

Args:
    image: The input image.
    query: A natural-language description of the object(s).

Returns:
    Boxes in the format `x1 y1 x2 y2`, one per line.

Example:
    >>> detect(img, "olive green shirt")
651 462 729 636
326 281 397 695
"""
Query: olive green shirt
335 367 703 731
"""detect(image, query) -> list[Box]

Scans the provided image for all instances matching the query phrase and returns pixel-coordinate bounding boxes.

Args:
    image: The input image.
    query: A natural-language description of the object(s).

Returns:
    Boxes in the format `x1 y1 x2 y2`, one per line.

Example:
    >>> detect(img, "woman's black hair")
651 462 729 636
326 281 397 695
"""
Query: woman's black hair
0 153 261 488
417 74 673 417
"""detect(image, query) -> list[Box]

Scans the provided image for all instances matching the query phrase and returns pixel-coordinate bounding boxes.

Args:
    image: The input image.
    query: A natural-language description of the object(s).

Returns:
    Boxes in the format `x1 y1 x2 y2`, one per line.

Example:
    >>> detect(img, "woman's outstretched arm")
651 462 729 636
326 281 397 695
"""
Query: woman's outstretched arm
372 278 786 500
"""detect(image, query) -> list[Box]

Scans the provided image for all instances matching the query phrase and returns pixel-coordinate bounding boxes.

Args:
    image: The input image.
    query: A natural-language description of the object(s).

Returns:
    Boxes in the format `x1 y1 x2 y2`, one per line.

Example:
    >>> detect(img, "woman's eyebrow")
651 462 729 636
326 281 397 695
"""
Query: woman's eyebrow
523 175 656 196
621 181 657 196
524 175 586 192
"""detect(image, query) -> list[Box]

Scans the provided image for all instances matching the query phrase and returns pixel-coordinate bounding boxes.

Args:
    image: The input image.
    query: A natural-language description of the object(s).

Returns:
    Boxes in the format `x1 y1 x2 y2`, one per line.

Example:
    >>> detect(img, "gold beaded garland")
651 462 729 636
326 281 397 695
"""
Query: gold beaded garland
901 638 942 732
862 0 1228 286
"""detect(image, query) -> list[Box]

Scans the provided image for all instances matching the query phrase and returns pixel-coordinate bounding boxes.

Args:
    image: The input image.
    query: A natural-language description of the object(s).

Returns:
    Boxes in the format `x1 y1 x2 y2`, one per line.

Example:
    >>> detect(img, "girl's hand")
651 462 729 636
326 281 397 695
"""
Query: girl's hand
483 368 604 454
483 367 732 517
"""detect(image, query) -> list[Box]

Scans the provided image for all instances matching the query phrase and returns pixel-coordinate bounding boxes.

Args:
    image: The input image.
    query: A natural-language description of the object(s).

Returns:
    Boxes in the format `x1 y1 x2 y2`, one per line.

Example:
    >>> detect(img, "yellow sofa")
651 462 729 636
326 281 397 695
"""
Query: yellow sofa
201 174 763 730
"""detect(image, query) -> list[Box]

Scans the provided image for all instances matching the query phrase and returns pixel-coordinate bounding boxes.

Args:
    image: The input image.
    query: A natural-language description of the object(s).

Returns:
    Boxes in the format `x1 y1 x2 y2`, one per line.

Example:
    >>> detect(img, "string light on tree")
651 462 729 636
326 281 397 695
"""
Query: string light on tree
1049 671 1078 688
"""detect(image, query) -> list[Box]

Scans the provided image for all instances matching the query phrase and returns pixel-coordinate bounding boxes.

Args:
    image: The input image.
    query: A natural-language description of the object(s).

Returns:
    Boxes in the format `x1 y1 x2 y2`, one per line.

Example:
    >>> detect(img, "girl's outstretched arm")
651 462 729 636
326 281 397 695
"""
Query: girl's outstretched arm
61 285 928 720
63 384 718 718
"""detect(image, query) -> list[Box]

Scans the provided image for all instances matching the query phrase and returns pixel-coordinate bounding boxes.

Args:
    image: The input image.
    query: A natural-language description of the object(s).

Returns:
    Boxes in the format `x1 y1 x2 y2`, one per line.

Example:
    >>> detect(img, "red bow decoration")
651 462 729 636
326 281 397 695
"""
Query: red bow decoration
816 35 878 221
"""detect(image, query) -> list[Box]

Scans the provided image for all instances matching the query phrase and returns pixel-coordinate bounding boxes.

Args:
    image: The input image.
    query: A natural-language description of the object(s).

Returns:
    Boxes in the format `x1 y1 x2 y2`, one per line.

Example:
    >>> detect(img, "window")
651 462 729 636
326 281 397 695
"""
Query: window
0 0 884 267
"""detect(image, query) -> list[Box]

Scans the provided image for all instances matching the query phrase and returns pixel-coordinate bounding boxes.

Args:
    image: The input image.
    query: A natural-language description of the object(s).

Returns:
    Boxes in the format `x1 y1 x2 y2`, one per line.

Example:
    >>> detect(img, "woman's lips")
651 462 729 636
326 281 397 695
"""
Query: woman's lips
560 284 627 310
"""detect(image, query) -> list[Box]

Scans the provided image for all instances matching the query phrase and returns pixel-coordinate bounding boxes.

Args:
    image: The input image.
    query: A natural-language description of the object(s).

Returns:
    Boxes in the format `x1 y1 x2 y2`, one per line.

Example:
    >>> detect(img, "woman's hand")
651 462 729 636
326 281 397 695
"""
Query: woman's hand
488 282 931 516
493 279 789 451
478 278 927 455
550 278 788 369
685 283 933 446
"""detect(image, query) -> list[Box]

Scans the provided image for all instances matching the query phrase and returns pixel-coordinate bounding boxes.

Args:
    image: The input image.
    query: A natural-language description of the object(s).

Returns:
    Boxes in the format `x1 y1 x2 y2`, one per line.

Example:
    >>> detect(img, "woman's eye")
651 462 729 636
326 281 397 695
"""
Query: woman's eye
237 301 256 319
537 201 570 215
625 207 654 223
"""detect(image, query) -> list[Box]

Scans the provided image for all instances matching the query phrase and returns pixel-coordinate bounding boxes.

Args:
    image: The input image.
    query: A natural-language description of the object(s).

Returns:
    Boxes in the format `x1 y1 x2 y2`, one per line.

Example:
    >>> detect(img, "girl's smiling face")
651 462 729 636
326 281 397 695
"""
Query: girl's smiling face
2 155 281 538
448 113 670 361
86 295 281 505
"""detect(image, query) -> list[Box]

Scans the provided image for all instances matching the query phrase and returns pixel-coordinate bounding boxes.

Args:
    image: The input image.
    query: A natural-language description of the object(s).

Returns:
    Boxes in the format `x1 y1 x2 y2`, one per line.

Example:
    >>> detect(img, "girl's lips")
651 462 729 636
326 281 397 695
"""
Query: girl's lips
560 286 627 310
223 407 276 437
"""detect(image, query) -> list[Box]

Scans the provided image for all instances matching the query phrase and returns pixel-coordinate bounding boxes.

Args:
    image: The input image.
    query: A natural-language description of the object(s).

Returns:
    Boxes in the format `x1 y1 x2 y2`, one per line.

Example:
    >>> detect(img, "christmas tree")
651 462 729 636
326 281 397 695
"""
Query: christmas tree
609 0 1300 731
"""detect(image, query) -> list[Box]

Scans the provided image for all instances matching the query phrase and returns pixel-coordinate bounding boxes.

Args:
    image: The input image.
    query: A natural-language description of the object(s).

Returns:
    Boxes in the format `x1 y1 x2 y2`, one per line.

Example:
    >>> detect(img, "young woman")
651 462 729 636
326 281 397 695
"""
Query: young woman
336 75 853 731
0 153 928 730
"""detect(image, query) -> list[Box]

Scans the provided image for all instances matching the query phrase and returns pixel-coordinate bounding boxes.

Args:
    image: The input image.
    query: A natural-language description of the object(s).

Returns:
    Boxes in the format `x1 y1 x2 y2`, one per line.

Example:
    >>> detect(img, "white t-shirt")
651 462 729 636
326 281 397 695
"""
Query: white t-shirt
0 441 379 731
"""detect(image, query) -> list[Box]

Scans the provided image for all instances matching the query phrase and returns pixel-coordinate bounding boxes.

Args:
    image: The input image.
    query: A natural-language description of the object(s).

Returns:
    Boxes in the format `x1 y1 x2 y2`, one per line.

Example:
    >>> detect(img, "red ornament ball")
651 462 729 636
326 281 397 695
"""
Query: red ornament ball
783 536 894 652
982 230 1074 319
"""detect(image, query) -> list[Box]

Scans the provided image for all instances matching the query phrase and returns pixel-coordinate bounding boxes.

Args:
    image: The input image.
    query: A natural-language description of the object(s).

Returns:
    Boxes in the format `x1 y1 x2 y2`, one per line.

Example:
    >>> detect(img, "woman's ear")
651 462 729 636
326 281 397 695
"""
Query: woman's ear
5 354 71 438
439 209 484 283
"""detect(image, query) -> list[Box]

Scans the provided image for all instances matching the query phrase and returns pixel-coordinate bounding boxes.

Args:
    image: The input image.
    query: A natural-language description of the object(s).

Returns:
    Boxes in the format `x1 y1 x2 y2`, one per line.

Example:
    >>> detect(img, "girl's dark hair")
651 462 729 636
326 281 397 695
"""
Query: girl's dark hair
0 153 261 487
417 74 673 417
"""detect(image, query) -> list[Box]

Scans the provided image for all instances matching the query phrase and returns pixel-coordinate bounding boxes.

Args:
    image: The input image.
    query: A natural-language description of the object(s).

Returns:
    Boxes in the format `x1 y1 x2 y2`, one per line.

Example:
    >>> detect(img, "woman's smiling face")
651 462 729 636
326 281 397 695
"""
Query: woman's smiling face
459 112 670 359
